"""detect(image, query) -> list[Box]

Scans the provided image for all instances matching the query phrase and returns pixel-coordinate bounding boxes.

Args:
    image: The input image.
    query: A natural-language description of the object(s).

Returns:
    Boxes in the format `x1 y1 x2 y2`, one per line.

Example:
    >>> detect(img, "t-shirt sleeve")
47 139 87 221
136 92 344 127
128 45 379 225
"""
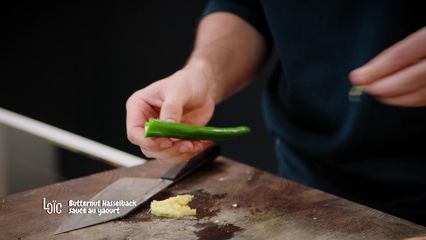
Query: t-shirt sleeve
202 0 272 43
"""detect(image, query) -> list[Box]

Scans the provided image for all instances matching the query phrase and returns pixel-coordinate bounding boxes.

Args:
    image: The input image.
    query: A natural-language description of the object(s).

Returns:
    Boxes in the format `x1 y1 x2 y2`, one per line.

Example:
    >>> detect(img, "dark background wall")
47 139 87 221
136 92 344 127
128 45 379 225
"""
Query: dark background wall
1 2 276 174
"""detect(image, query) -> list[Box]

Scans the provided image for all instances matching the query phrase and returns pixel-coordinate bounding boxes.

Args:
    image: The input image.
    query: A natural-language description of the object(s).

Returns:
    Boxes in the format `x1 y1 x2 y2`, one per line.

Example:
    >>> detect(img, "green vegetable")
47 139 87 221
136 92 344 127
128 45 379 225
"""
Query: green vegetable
348 85 365 102
144 119 251 140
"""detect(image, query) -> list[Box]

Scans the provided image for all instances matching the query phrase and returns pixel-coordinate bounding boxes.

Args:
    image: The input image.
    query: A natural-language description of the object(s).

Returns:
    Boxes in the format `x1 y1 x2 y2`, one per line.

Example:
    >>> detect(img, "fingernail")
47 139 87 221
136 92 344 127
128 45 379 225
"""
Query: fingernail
160 141 172 148
179 145 189 153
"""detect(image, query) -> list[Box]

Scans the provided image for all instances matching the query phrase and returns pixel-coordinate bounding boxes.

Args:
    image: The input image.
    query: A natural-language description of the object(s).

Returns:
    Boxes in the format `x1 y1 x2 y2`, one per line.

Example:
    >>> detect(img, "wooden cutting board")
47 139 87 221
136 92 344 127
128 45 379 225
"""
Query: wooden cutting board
0 157 425 240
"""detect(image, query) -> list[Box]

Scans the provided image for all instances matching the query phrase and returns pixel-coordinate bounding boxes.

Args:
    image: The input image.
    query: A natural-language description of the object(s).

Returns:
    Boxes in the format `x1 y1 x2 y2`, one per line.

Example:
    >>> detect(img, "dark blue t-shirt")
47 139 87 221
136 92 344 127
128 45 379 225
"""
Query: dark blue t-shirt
204 0 426 225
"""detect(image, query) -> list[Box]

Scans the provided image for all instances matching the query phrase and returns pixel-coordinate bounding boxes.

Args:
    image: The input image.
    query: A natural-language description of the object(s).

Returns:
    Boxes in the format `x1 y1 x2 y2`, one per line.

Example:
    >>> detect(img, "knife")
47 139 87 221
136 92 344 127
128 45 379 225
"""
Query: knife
55 145 221 234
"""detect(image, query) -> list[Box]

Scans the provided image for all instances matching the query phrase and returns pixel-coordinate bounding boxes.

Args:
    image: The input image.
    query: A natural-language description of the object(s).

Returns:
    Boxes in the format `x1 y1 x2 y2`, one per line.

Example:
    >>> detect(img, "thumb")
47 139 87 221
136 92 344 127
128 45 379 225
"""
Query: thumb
160 96 184 123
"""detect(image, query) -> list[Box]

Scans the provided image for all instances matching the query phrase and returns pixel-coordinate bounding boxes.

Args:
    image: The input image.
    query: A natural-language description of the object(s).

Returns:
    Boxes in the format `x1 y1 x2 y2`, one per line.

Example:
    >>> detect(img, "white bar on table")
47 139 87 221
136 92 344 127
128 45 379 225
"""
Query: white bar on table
0 107 145 167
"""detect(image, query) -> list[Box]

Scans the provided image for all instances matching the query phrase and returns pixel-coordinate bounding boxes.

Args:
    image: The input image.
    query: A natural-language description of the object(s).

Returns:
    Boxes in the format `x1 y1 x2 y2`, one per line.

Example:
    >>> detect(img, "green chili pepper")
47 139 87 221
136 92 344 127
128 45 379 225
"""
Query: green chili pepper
348 85 365 102
144 119 251 140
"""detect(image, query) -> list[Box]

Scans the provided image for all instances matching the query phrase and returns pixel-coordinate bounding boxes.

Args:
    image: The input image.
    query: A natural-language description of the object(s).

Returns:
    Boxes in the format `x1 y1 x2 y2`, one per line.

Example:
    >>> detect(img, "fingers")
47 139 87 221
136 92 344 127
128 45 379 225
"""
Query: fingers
364 59 426 98
126 91 202 162
350 26 426 85
348 27 426 107
377 87 426 107
159 92 186 122
141 140 213 162
125 90 153 141
130 127 173 150
126 90 175 152
126 96 170 148
126 73 214 163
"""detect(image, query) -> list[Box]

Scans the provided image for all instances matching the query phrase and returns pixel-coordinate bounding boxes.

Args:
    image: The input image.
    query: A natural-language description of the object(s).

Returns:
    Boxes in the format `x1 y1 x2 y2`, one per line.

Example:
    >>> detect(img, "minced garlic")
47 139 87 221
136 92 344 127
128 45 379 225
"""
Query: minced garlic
150 194 196 218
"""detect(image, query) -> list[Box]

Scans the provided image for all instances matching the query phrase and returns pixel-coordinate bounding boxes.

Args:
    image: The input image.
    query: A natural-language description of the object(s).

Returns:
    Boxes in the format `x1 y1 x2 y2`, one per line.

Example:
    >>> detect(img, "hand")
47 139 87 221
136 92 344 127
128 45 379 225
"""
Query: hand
350 26 426 107
126 67 215 163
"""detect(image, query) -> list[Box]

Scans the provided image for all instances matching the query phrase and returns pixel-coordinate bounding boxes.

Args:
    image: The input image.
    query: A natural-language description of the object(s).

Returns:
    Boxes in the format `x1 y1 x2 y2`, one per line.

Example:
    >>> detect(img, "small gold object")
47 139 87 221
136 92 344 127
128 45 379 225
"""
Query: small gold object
348 86 365 102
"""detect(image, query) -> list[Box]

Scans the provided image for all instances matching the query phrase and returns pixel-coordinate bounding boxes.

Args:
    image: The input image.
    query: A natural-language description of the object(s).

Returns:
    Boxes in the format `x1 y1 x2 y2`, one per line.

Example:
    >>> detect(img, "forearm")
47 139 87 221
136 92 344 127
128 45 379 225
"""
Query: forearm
185 12 267 104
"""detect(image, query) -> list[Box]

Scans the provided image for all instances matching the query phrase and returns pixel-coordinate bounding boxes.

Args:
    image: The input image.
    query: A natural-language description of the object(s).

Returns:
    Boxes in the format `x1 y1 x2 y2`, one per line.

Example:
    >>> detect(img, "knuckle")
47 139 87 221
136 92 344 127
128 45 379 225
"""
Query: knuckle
125 99 131 110
126 89 144 109
366 85 387 97
127 132 136 144
368 88 384 96
140 149 155 159
141 140 160 152
125 96 135 110
162 100 177 110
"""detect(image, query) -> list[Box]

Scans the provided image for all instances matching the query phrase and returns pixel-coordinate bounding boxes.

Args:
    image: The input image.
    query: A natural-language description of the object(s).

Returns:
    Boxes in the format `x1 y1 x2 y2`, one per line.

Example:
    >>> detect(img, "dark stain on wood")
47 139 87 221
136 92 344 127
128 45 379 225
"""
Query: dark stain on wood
249 207 264 215
188 189 226 219
194 222 242 240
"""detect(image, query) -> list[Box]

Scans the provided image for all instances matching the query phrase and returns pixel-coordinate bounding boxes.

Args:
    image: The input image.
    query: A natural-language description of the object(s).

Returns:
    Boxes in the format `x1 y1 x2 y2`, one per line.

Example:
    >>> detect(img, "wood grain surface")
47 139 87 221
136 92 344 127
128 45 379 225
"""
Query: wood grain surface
0 157 425 240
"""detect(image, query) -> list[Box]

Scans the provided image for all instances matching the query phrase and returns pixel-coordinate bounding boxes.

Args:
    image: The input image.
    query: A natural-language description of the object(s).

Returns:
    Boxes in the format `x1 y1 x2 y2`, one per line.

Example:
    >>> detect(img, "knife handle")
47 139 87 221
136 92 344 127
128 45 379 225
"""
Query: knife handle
160 145 221 181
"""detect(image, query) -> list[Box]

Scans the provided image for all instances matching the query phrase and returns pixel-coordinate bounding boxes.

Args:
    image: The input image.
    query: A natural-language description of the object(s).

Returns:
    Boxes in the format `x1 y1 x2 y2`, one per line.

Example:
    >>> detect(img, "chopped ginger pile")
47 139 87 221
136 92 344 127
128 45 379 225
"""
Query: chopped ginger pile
150 194 196 218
